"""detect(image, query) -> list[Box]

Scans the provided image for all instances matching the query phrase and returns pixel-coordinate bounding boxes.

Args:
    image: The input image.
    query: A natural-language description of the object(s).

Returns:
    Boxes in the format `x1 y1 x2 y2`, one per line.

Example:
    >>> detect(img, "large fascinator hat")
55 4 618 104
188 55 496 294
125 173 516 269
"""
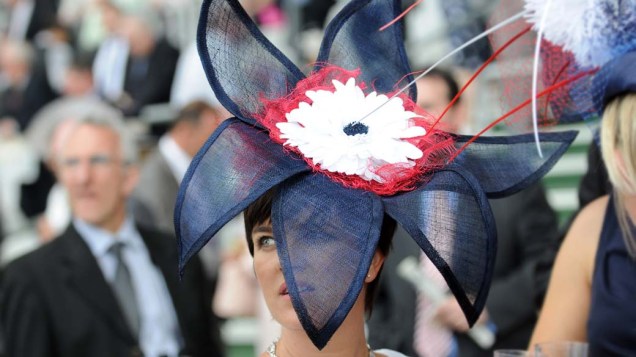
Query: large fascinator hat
523 0 636 128
176 0 577 349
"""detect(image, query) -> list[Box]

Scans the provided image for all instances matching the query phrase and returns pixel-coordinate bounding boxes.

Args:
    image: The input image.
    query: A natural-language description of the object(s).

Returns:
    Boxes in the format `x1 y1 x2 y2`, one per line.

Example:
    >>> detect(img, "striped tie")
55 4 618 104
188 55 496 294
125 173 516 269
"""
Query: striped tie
110 241 140 337
413 253 454 357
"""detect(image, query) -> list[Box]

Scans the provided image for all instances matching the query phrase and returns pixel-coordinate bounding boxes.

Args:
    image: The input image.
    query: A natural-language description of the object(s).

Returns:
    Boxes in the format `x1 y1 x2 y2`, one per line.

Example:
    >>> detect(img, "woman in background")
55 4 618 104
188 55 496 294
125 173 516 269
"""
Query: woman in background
530 88 636 355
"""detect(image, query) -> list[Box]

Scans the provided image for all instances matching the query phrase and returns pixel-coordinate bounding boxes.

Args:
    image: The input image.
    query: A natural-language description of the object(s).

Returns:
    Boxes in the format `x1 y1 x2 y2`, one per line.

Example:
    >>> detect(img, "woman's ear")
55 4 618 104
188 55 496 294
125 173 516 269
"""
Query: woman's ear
365 250 386 283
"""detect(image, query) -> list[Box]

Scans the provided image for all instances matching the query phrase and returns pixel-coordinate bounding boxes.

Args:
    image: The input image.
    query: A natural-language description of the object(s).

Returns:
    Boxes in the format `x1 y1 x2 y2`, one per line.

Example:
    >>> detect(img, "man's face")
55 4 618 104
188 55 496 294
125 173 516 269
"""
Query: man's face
416 76 460 132
416 76 452 117
63 68 93 97
57 124 137 232
180 108 225 158
0 46 29 86
193 109 221 151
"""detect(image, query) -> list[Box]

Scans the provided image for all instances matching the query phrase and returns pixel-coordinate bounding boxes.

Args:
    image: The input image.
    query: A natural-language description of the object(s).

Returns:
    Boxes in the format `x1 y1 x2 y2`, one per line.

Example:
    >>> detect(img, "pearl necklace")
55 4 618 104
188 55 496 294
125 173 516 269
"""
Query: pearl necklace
266 340 376 357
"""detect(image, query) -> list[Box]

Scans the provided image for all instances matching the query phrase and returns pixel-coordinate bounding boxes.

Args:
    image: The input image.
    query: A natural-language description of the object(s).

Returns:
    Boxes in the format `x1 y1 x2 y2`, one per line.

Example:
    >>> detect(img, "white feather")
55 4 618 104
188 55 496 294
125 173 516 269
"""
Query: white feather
525 0 636 68
525 0 589 53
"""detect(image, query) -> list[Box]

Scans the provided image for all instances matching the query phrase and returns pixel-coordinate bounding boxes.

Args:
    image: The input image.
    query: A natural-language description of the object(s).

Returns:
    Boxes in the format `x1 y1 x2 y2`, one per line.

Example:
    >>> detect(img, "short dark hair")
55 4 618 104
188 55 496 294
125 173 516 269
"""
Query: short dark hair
420 67 461 104
244 188 396 315
69 52 94 73
176 101 217 123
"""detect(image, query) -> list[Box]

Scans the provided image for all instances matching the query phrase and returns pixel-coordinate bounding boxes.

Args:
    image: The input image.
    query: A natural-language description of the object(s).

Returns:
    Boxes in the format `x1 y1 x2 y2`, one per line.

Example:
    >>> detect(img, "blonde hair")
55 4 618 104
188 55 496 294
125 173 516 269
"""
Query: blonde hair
600 93 636 257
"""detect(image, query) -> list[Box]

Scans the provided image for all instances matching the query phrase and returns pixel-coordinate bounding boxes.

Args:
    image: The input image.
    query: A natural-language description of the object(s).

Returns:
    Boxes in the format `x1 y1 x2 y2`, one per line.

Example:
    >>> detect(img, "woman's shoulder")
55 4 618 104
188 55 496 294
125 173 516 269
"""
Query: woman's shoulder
579 194 611 220
567 194 609 244
562 194 609 278
374 349 410 357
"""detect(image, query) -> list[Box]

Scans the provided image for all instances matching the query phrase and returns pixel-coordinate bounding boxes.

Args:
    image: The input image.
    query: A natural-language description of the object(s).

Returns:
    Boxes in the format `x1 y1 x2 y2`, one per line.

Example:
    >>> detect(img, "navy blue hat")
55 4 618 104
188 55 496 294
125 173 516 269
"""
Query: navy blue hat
524 0 636 124
176 0 576 349
601 51 636 106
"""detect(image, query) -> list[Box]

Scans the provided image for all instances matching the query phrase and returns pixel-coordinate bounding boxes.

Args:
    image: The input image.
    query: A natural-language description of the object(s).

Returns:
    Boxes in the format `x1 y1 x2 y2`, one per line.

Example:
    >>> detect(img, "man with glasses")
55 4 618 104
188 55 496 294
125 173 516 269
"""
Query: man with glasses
0 108 224 357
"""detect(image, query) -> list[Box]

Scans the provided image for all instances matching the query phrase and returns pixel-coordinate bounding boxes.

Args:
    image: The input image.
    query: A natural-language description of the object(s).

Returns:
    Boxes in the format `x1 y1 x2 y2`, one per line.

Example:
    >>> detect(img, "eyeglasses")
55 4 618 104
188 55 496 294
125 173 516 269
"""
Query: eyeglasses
59 154 121 170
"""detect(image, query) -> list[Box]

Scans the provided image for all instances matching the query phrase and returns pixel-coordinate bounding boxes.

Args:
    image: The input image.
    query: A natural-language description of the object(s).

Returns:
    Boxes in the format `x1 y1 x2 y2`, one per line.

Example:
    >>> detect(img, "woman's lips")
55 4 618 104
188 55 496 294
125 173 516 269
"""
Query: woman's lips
278 282 315 296
279 282 288 295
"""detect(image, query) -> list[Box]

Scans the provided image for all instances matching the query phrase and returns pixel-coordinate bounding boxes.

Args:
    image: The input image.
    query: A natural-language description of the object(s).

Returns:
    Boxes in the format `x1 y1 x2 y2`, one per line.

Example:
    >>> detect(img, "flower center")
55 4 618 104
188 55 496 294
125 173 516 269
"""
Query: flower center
343 122 369 136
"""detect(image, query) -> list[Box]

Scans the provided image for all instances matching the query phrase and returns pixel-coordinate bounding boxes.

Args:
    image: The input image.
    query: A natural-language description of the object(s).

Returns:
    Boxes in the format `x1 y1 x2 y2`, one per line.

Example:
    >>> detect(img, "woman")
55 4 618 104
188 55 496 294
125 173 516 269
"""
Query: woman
524 3 636 354
530 90 636 355
175 0 575 354
244 190 404 356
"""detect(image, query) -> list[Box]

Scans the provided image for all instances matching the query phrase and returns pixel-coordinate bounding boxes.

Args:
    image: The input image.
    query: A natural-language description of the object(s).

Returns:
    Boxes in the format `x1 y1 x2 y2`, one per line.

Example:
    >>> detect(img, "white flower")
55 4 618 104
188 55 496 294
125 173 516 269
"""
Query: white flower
276 77 426 182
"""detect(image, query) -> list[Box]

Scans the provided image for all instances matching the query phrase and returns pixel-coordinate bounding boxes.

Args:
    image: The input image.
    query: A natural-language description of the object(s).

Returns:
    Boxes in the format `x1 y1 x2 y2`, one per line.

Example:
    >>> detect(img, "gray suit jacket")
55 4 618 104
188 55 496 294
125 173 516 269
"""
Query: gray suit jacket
132 150 180 234
368 184 559 357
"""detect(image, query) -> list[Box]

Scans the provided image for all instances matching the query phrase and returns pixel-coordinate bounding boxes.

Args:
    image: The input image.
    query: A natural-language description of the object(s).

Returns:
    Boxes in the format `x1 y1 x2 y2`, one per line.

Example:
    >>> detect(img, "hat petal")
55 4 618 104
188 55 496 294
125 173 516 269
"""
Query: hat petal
453 131 577 198
197 0 305 125
176 118 309 272
316 0 416 100
272 173 384 349
382 166 496 325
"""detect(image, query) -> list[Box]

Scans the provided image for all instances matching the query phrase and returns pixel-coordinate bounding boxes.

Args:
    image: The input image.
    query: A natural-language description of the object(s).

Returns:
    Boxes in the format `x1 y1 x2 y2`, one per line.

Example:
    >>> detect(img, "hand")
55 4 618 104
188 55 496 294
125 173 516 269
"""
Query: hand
0 118 18 139
36 215 56 243
433 297 489 333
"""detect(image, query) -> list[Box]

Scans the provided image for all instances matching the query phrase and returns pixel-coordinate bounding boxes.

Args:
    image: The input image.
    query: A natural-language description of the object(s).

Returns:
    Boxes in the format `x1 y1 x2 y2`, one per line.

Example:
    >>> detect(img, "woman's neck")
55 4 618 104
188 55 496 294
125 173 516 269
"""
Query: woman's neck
274 300 370 357
622 194 636 220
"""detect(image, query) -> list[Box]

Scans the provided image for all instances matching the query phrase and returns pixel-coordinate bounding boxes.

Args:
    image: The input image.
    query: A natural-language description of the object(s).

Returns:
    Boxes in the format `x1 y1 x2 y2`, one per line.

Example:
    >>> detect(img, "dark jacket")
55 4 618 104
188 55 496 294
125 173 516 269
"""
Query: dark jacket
368 184 559 357
0 224 225 357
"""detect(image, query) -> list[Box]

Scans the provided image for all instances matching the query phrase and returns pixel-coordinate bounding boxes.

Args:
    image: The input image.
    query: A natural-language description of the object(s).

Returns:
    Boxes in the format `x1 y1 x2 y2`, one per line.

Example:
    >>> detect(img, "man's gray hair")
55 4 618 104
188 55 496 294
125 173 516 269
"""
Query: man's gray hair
52 98 138 164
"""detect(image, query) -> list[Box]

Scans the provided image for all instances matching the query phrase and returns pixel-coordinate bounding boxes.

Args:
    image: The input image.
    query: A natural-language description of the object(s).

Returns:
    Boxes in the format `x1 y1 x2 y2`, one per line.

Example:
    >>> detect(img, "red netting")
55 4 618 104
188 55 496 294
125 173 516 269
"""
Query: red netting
490 0 591 132
487 0 580 132
255 66 457 196
488 1 535 130
539 41 578 124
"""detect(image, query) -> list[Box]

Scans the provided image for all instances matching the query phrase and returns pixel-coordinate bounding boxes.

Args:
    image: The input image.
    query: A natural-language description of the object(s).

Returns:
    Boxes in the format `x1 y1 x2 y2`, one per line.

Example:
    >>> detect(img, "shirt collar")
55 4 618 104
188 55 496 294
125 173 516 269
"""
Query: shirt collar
74 215 143 258
158 134 191 184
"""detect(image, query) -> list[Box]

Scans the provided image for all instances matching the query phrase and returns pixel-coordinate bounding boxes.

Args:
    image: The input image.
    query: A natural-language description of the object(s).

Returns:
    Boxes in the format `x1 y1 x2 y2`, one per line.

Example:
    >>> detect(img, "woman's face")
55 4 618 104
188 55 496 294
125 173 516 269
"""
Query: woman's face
251 219 302 329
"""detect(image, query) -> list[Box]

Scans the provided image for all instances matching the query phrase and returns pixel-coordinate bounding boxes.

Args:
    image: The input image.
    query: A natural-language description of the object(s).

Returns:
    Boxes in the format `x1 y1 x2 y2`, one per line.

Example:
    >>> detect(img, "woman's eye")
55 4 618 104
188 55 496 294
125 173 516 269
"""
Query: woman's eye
258 236 276 249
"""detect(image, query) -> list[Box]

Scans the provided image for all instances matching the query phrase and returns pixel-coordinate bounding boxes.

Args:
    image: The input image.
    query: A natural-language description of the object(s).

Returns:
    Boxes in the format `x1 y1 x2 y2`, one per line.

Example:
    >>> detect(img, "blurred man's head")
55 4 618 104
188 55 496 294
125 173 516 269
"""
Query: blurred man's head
47 118 78 171
118 15 157 57
416 68 464 133
98 0 123 34
63 54 94 97
4 0 19 8
0 40 34 86
170 101 226 157
56 112 138 232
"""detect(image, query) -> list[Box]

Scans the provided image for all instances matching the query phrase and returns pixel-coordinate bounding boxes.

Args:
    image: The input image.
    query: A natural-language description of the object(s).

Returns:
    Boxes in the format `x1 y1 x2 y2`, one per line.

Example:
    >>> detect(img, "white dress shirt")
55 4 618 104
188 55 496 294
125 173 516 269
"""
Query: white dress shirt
7 0 34 40
92 36 129 102
74 217 183 357
170 42 221 110
159 134 191 184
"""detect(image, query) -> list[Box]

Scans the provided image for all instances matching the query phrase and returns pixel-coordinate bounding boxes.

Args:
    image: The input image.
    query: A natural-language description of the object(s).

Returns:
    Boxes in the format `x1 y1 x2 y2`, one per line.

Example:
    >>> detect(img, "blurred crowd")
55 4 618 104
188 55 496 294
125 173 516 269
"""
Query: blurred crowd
0 0 497 258
0 0 568 357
